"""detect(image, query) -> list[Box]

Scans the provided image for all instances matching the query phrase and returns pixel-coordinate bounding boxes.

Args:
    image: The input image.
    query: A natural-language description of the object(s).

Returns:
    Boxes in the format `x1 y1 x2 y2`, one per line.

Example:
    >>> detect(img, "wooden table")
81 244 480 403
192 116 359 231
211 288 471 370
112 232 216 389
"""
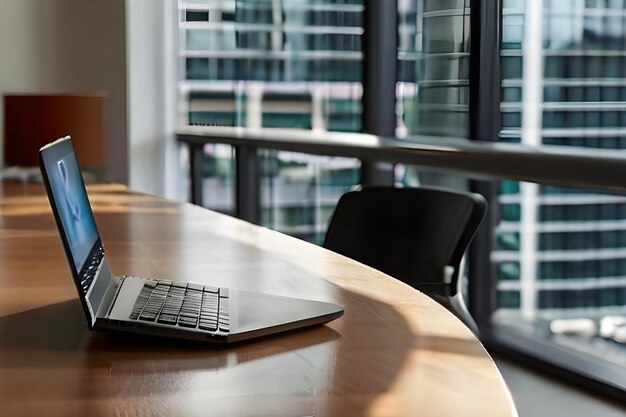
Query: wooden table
0 182 517 417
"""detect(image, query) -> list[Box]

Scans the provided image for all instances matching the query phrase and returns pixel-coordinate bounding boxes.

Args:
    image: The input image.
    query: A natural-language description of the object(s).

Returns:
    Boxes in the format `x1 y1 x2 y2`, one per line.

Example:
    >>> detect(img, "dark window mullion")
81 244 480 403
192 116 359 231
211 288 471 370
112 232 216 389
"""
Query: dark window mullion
468 0 502 328
360 0 397 186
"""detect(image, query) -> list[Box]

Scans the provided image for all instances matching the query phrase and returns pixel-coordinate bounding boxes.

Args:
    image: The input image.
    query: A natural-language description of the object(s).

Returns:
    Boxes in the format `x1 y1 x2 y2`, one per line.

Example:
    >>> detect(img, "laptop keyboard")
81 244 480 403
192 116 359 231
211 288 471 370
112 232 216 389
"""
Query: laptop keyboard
128 280 229 333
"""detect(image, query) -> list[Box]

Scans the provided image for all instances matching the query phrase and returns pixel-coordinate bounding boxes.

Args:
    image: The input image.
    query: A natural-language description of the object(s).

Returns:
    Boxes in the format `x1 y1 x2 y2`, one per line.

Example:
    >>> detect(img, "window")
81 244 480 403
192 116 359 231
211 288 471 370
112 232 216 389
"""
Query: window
177 0 362 241
494 0 626 387
397 0 471 138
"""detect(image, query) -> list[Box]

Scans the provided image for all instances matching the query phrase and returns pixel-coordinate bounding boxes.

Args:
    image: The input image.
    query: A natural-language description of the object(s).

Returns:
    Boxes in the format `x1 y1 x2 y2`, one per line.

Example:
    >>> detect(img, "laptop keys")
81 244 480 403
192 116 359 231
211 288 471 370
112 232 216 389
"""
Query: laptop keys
157 314 177 325
139 312 157 321
218 296 229 332
129 280 229 332
199 321 218 331
137 281 171 321
129 283 154 320
198 290 218 330
203 285 219 293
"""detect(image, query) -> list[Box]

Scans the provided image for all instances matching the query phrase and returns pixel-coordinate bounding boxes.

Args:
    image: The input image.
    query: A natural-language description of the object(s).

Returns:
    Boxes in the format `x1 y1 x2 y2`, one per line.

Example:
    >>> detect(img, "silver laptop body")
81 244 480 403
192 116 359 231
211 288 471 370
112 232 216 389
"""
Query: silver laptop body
39 136 343 343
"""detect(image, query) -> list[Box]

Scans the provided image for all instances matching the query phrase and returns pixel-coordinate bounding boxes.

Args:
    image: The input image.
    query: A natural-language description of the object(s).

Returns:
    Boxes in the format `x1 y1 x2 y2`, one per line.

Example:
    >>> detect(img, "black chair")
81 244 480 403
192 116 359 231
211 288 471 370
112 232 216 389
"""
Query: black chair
324 186 487 332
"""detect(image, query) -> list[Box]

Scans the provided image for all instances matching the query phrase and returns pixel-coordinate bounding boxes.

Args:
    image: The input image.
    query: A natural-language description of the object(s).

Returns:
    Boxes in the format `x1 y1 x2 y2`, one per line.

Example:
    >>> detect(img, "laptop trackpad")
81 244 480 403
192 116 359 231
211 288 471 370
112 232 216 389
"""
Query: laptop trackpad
236 290 340 333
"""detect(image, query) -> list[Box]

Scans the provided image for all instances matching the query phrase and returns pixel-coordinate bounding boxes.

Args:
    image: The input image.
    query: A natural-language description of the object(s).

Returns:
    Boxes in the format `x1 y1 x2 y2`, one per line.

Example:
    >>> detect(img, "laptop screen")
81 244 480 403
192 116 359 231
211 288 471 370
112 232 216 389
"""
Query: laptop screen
40 138 100 279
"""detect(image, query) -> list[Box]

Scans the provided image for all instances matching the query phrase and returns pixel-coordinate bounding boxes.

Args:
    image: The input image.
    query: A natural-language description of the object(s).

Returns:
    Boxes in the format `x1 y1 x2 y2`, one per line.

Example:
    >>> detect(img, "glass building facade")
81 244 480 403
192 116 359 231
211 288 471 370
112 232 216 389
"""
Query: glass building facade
178 0 364 243
178 1 472 242
182 0 363 131
494 0 626 358
397 0 470 138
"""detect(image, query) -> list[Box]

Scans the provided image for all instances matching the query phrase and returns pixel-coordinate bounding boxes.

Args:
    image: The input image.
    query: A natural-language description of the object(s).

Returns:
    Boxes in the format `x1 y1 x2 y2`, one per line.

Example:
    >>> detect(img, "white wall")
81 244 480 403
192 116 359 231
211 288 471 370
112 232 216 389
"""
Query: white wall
126 0 181 198
0 0 128 183
0 0 181 195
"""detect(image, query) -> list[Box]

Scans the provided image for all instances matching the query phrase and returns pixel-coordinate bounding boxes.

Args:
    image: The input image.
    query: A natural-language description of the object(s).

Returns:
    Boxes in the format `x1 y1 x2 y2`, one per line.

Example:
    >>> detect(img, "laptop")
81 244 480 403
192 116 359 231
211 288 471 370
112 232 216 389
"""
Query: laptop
39 136 343 343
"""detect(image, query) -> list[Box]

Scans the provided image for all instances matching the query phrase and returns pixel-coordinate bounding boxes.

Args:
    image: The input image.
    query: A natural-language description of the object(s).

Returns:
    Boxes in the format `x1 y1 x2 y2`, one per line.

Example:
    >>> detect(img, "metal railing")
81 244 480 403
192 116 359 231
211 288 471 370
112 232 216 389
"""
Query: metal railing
178 125 626 205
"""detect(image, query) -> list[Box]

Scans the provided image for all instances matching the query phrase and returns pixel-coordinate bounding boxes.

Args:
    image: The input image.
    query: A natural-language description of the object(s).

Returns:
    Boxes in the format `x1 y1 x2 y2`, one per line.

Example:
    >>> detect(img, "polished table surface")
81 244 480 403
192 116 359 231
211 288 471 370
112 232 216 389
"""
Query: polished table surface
0 182 517 417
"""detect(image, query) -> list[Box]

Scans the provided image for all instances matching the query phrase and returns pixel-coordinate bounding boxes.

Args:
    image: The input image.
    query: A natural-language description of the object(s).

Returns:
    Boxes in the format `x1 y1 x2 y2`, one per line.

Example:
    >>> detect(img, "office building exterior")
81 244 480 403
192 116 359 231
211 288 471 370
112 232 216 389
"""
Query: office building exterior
179 0 365 243
178 0 471 241
493 0 626 358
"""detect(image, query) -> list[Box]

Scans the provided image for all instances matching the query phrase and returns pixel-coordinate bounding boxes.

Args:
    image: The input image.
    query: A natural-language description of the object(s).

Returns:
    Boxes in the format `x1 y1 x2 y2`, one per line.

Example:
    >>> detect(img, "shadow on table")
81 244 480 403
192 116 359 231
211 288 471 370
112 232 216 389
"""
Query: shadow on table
0 286 481 417
0 297 339 360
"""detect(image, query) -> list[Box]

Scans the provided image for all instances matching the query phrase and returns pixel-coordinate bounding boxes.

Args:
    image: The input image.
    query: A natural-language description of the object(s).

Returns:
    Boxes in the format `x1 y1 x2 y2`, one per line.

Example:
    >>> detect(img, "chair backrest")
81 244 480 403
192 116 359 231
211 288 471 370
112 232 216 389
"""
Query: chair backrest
324 186 487 296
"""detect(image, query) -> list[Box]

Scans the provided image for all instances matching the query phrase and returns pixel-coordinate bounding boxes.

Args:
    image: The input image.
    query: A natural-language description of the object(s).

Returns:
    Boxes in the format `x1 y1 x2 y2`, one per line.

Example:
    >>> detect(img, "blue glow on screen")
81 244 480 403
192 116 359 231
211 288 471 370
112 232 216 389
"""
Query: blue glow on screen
47 151 99 273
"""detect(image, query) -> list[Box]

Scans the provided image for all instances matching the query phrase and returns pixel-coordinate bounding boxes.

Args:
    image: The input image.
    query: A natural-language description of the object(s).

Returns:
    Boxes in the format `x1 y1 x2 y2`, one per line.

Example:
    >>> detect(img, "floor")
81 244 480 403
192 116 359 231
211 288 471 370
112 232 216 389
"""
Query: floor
493 356 626 417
